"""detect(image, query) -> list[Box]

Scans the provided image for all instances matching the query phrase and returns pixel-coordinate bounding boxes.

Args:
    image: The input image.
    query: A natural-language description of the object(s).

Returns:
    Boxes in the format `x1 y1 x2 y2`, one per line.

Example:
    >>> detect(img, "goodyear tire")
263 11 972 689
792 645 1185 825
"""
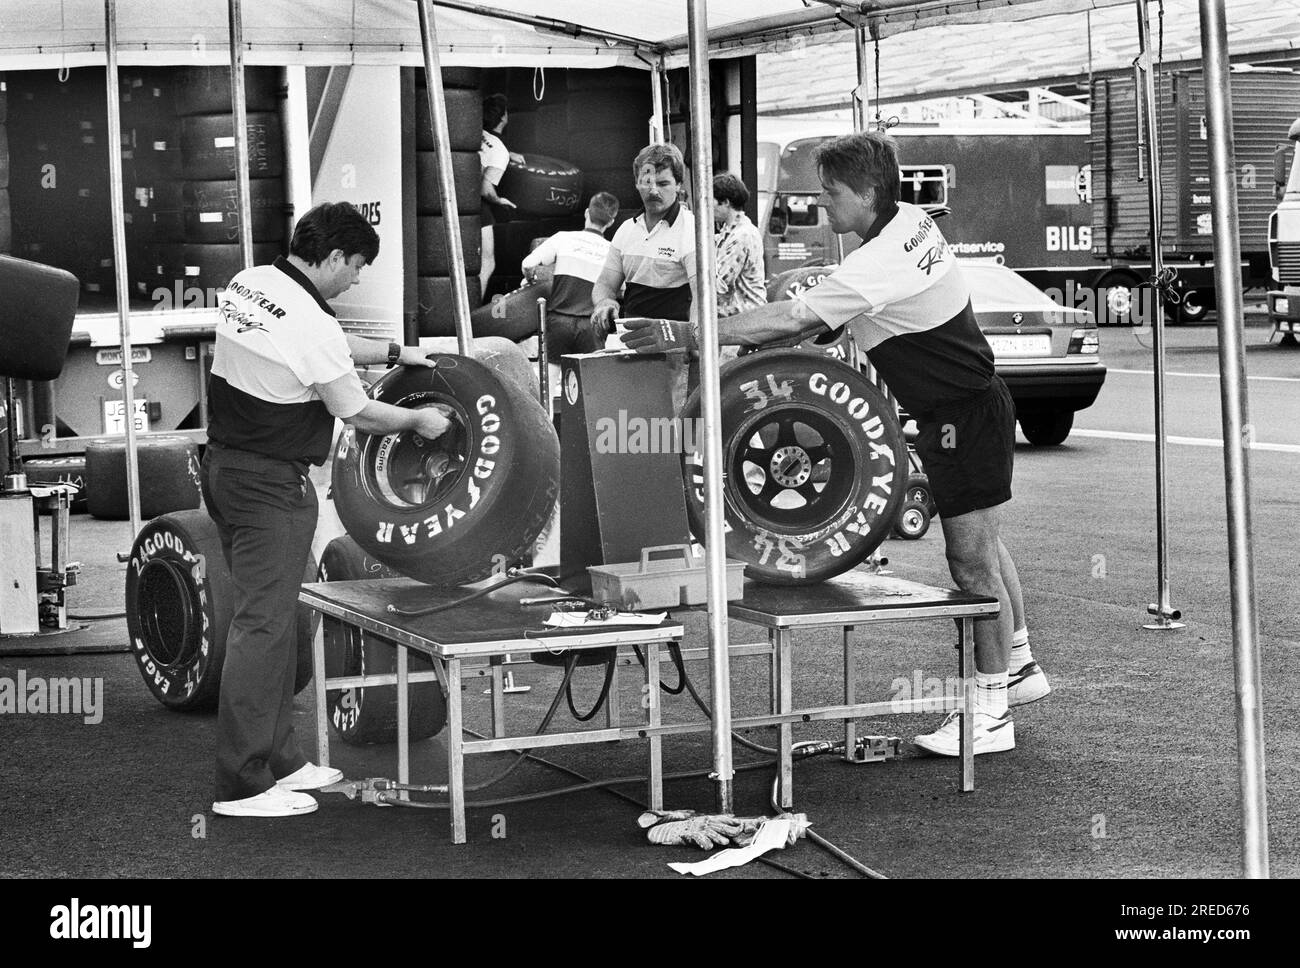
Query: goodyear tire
416 275 483 338
125 510 317 711
179 113 284 180
173 66 280 116
681 352 907 585
85 435 202 520
23 455 88 513
467 278 552 343
416 150 482 216
496 154 583 218
766 264 836 304
904 472 937 517
416 87 483 152
318 535 446 744
417 215 482 276
331 354 560 585
182 179 286 244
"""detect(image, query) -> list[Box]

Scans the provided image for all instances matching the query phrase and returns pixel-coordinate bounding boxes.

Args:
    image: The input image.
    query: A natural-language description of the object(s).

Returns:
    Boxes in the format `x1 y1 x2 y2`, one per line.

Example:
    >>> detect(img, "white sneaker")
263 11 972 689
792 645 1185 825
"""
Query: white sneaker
213 786 318 818
276 762 344 792
913 710 1015 756
1008 661 1051 706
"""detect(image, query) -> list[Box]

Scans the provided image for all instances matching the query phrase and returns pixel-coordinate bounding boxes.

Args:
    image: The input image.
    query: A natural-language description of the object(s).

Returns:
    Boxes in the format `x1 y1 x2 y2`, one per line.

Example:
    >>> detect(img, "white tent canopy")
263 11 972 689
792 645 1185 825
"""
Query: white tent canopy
0 0 1138 70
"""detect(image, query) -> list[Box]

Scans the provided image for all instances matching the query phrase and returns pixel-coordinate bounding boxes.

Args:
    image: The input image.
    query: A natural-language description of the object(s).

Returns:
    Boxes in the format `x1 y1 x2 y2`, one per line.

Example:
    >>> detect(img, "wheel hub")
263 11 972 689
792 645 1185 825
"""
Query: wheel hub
770 445 812 488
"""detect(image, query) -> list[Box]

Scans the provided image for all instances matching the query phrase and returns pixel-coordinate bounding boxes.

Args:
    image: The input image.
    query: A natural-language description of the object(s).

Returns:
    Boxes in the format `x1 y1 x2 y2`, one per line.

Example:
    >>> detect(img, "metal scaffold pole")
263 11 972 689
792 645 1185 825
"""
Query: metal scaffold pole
685 0 734 816
228 0 255 271
1196 0 1268 880
1134 0 1183 631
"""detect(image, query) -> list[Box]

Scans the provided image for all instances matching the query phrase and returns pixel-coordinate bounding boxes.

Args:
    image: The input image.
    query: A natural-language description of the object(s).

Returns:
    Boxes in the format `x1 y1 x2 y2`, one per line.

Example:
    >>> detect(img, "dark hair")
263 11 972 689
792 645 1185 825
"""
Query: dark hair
632 143 685 186
586 191 619 228
483 93 509 132
713 171 749 210
289 202 380 266
813 132 901 210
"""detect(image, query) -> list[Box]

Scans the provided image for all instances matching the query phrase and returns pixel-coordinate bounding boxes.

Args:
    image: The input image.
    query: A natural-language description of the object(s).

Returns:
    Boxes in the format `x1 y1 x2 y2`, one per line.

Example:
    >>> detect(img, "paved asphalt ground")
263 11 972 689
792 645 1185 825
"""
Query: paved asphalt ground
1 314 1296 884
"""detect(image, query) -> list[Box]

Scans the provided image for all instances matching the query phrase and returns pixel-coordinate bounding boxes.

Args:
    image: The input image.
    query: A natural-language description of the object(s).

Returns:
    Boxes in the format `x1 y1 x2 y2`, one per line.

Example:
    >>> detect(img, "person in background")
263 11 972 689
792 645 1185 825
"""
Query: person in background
713 171 767 320
480 93 525 297
521 191 620 357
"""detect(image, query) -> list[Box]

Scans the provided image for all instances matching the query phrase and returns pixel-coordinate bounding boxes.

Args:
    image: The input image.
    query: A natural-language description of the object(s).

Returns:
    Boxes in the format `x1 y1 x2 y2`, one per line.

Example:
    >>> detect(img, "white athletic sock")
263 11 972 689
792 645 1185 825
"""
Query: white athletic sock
976 671 1009 718
1009 628 1033 670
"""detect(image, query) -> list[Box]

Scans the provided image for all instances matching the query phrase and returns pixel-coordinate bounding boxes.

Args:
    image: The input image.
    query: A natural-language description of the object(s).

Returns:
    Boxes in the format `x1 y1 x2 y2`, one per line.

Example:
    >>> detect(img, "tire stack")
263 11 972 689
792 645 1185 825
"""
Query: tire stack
4 70 117 295
415 67 484 337
0 77 11 255
561 68 650 218
160 66 287 300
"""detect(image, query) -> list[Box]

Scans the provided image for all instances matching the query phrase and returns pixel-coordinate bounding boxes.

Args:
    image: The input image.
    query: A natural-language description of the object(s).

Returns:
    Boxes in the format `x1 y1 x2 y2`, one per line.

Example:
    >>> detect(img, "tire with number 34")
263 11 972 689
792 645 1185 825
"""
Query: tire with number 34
680 351 907 584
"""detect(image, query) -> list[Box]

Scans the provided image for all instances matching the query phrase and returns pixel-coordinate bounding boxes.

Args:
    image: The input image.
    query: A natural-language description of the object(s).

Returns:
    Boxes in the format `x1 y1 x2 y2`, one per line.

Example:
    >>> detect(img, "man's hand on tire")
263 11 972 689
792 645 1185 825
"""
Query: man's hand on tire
396 347 436 368
619 317 698 354
413 405 452 441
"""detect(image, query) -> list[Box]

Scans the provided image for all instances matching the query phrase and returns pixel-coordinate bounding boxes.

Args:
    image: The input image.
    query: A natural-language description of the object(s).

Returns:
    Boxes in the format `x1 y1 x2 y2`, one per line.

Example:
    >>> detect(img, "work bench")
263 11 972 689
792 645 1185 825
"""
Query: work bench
299 570 997 844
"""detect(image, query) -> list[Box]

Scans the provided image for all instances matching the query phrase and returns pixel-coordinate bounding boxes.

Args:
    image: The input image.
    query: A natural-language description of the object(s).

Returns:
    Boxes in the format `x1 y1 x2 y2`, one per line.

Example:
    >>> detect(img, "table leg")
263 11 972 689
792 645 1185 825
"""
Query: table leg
769 629 778 714
397 645 410 801
776 627 794 810
843 625 856 762
959 617 975 792
312 617 330 769
646 641 663 810
490 659 506 738
607 656 621 729
447 656 466 844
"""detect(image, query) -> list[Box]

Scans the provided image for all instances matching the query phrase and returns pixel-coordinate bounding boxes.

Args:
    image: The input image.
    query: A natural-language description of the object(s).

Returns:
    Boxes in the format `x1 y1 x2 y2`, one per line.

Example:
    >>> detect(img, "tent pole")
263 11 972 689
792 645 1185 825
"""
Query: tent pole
1133 0 1183 632
228 0 255 270
852 24 869 132
417 0 474 355
650 60 666 145
103 0 142 537
685 0 733 816
1197 0 1268 880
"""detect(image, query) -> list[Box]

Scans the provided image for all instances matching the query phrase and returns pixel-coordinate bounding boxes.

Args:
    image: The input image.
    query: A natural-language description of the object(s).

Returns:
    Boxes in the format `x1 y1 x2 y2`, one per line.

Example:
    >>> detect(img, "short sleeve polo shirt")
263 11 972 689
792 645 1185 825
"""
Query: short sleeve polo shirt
208 257 363 464
795 201 994 415
605 201 696 321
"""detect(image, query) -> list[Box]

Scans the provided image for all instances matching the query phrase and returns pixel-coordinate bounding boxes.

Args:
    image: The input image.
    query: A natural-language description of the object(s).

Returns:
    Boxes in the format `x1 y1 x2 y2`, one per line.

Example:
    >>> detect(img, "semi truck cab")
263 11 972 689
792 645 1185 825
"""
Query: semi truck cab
1268 118 1300 345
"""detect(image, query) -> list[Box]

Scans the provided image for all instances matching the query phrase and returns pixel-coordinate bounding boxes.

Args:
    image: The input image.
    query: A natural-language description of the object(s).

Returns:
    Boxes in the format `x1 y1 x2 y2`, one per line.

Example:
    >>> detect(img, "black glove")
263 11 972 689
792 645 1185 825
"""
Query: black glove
619 317 698 354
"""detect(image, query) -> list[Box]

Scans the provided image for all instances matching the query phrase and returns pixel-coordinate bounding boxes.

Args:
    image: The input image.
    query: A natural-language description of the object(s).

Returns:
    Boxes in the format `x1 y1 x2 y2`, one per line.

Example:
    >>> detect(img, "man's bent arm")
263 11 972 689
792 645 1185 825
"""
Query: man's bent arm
315 372 447 437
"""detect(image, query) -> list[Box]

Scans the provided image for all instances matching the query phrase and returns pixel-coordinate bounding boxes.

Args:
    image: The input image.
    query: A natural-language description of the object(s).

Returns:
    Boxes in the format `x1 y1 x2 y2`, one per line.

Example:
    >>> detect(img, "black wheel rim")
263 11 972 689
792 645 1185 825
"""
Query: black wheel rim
135 557 200 670
362 397 470 512
727 405 856 531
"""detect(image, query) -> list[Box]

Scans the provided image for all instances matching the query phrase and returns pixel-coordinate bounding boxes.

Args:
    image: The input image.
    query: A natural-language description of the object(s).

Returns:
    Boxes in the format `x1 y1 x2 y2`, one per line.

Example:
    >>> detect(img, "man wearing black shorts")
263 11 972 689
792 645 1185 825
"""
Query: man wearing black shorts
621 131 1050 755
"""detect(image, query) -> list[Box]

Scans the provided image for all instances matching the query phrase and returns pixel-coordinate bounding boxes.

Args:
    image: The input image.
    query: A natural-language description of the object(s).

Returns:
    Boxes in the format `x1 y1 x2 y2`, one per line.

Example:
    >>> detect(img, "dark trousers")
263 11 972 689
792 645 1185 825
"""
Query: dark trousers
200 444 316 801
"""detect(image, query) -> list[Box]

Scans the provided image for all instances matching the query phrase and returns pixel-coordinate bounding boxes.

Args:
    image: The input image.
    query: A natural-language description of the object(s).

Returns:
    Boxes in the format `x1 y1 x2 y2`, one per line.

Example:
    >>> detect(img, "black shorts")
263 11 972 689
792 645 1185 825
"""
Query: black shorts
912 376 1015 518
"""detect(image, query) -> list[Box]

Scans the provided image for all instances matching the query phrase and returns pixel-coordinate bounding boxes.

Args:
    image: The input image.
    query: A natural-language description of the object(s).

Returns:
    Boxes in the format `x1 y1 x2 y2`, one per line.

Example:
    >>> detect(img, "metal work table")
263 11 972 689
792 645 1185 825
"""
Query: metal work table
723 570 999 808
299 569 997 843
299 576 685 844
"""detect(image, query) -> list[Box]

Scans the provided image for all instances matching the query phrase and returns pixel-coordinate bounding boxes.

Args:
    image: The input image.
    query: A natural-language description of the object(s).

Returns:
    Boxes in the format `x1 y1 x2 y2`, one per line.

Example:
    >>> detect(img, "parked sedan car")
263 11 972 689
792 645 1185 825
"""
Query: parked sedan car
959 259 1106 445
769 259 1107 446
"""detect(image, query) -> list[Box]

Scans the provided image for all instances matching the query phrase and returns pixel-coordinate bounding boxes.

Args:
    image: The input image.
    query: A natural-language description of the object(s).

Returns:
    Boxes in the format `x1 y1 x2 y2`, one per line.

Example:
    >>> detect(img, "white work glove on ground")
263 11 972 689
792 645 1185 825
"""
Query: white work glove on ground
638 809 745 849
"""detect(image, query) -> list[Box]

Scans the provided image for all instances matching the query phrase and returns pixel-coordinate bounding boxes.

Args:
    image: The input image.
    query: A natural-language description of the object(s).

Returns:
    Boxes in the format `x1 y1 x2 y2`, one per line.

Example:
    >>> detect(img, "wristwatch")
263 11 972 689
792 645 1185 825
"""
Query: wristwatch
386 341 401 368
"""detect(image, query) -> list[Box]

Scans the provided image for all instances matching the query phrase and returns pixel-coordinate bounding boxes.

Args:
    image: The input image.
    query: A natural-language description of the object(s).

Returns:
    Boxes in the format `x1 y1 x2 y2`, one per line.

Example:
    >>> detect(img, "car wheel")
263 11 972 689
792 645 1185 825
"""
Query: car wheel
1167 288 1211 324
1097 271 1145 326
1019 411 1074 446
331 353 560 586
904 472 937 517
318 536 446 744
125 510 317 711
680 352 907 584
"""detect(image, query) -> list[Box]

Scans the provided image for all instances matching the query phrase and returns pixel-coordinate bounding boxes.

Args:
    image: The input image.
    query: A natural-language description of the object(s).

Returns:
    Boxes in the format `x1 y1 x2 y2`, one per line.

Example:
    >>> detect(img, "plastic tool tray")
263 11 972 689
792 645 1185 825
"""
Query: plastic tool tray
588 544 746 610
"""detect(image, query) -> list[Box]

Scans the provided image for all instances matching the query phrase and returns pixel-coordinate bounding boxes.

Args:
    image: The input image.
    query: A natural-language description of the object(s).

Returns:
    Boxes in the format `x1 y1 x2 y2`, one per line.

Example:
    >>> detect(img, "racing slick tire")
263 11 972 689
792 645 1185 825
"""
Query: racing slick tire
681 352 907 585
496 154 583 218
331 354 560 586
86 435 202 520
125 510 318 711
317 535 446 744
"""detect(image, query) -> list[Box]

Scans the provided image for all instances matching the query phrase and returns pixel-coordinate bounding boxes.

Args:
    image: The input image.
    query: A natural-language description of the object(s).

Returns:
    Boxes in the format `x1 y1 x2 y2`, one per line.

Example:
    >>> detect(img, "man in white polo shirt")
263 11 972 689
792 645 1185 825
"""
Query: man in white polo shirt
203 202 450 818
621 132 1049 756
591 143 697 328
